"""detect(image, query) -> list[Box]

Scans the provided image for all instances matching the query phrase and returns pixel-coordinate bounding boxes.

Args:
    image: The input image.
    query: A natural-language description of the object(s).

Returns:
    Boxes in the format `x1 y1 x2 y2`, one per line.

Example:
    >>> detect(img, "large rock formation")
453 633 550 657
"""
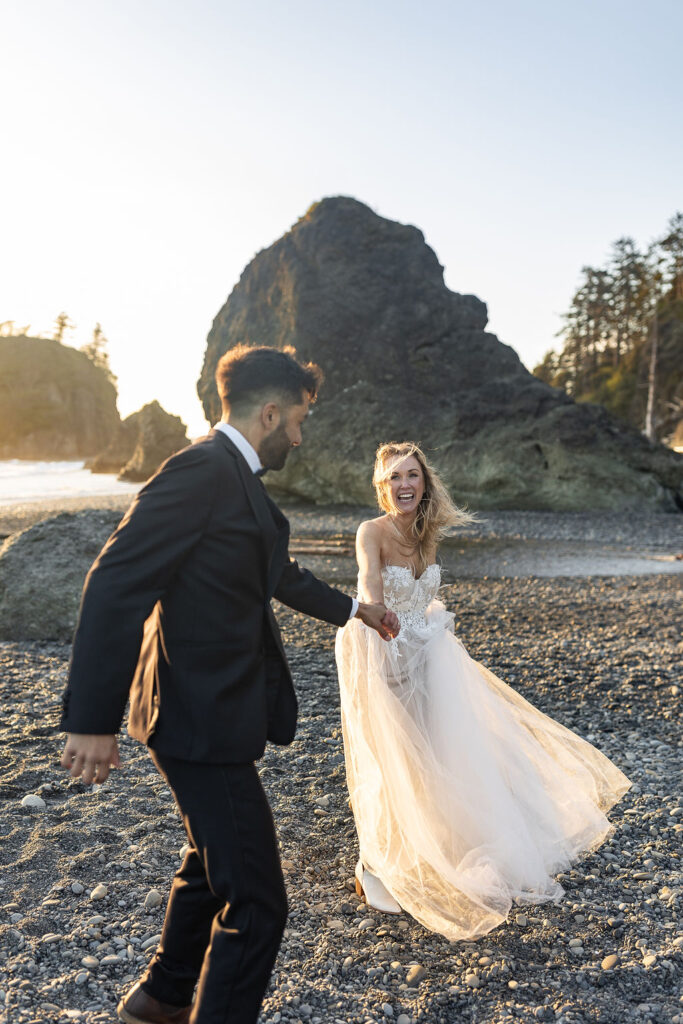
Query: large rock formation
88 401 190 481
0 336 120 459
0 511 121 641
198 197 683 511
117 401 190 482
87 414 140 474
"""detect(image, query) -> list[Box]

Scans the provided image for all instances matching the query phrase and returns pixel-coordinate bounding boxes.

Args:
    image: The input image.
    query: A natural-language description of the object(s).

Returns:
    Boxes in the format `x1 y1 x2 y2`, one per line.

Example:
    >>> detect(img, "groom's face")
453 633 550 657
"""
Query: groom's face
259 392 310 470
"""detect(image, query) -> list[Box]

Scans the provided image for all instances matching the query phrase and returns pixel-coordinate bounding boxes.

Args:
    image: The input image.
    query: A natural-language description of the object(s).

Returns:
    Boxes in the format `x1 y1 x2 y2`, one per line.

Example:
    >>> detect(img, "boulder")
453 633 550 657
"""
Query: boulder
0 336 119 459
0 511 122 640
197 197 683 511
117 401 190 482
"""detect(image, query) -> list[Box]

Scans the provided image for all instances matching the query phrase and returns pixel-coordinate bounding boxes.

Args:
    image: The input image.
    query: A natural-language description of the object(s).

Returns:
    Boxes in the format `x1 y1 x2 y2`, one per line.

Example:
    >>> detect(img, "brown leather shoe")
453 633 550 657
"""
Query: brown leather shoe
117 981 192 1024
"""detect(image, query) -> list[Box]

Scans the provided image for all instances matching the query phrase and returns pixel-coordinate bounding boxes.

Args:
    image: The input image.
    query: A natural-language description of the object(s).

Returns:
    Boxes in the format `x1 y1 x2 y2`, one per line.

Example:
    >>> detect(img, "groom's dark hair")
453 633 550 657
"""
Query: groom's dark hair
216 344 323 415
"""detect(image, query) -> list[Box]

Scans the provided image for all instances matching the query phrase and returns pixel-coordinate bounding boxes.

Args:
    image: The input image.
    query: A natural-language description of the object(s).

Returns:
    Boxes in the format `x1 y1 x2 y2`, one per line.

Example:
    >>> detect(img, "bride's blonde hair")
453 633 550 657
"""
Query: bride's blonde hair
373 441 475 569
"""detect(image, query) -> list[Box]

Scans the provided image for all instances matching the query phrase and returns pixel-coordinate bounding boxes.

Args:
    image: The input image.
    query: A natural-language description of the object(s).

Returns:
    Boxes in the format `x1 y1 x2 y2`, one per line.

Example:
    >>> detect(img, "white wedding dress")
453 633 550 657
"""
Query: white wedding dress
335 564 631 941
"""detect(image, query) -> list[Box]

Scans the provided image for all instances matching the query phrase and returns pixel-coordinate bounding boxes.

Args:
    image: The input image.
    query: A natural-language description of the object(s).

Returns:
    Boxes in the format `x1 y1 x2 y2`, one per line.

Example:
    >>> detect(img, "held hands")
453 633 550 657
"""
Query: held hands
60 734 120 785
356 602 400 641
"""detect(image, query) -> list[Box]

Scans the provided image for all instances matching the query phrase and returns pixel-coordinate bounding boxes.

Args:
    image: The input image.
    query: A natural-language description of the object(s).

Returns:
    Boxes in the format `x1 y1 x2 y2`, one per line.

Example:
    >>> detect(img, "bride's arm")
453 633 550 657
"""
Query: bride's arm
356 520 385 604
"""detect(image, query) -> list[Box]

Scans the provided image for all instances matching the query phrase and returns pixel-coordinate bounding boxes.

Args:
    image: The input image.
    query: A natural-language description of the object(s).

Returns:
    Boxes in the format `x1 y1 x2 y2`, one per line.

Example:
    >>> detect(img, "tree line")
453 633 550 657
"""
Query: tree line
0 313 116 386
533 213 683 444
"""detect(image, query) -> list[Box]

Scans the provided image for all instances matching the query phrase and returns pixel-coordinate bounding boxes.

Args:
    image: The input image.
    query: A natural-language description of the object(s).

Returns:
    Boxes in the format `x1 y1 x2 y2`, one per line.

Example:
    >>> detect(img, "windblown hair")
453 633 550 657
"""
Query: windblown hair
215 344 323 414
373 441 476 570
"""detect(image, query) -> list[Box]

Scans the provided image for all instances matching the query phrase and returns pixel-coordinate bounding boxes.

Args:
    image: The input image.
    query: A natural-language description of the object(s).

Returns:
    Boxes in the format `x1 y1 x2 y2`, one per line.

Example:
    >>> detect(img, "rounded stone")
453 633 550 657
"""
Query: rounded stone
89 884 108 901
144 889 163 910
405 965 427 986
20 794 46 810
71 882 85 895
601 954 619 970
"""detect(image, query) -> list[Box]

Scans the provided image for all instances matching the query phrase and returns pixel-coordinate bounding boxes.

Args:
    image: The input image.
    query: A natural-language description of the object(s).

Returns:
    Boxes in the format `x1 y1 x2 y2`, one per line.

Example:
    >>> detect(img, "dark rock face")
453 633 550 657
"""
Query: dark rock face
117 401 190 482
87 414 140 474
0 336 120 459
198 197 683 511
0 510 122 640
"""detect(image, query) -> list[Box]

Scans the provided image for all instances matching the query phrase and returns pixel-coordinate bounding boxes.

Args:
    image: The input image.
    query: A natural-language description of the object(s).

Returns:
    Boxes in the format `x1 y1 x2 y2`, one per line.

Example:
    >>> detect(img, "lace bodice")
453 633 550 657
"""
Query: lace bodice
381 563 441 632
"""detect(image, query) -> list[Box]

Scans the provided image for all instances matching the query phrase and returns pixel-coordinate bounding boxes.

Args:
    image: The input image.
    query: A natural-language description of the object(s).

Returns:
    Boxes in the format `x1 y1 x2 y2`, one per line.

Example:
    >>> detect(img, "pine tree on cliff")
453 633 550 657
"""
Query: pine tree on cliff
80 323 117 386
534 214 683 444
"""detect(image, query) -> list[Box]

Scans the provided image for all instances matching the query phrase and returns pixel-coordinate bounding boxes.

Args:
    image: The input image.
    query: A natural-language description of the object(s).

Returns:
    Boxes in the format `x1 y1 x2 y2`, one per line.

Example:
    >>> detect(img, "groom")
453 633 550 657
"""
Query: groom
60 344 398 1024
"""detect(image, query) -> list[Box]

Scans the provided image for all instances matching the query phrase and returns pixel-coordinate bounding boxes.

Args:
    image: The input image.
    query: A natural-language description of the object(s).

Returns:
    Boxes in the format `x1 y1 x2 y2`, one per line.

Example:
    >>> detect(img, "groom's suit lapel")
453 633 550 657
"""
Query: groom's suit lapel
211 429 286 593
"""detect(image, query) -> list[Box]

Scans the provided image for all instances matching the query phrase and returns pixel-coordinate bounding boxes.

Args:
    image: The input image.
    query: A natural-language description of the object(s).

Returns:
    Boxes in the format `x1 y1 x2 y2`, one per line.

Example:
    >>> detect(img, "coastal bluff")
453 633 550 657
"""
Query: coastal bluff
197 197 683 512
0 335 189 478
0 335 119 459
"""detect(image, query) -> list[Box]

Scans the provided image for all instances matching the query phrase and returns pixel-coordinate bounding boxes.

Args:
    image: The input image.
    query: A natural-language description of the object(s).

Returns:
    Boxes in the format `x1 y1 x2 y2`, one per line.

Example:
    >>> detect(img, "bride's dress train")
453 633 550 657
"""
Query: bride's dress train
335 565 630 941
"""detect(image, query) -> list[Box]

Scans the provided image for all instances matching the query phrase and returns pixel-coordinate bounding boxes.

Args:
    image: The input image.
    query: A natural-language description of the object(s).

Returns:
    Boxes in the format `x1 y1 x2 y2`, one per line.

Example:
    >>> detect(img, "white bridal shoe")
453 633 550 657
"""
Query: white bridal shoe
355 860 401 914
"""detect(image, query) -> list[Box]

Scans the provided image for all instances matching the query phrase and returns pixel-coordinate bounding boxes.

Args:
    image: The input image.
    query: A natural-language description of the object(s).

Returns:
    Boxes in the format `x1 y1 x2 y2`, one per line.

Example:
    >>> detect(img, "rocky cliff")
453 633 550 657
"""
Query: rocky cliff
88 401 190 481
117 401 190 482
0 336 120 459
197 197 683 511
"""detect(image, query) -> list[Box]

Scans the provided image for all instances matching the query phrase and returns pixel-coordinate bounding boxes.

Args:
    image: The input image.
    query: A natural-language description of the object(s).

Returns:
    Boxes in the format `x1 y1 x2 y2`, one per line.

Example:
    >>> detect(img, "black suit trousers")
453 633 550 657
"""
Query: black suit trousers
141 751 288 1024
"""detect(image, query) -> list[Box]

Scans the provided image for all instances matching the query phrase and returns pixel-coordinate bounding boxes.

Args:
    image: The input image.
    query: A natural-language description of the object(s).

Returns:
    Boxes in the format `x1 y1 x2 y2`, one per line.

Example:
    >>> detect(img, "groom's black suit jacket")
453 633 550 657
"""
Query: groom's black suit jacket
60 430 353 763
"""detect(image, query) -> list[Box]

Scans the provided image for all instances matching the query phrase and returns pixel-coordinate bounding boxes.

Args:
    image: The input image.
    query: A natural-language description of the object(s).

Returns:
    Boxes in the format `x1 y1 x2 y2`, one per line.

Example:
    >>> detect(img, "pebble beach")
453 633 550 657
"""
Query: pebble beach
0 499 681 1024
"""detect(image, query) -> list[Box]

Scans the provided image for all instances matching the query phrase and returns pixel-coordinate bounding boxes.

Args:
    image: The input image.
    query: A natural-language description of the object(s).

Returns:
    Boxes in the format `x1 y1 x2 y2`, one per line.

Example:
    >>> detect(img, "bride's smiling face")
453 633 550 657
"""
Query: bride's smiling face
387 455 425 516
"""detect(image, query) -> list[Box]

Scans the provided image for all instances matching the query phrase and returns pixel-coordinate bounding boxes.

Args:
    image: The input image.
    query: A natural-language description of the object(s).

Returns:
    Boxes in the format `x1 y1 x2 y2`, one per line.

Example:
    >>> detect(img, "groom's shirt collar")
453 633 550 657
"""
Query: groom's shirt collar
215 420 359 623
215 422 263 475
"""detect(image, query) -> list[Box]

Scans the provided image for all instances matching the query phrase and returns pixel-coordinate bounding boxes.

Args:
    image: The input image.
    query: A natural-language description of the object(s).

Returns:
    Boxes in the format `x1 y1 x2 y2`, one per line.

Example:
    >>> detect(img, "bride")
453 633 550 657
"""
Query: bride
334 441 631 941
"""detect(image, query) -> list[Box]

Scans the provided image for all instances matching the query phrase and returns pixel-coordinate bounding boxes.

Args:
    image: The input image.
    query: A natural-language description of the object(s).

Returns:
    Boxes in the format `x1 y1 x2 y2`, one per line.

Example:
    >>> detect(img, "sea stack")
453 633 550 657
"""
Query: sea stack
197 197 683 511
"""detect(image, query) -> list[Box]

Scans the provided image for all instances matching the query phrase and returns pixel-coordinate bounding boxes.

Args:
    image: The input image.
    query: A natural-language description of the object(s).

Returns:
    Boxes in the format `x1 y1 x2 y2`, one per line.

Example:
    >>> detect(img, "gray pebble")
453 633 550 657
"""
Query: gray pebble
144 889 163 910
405 965 427 986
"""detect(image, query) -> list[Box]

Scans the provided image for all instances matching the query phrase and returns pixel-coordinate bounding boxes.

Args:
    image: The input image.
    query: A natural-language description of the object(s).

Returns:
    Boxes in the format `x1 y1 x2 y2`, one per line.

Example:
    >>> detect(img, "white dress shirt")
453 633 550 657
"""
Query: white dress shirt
214 422 358 621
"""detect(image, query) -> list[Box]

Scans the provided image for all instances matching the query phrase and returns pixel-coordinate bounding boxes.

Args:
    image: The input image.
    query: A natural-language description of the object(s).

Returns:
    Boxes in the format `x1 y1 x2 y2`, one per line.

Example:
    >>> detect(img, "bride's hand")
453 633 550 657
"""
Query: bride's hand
356 602 400 640
382 609 400 637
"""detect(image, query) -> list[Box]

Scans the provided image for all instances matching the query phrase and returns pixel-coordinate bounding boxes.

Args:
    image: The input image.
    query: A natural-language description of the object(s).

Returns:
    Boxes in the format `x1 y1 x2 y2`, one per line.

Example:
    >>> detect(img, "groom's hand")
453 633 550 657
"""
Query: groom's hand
61 734 120 785
356 602 400 641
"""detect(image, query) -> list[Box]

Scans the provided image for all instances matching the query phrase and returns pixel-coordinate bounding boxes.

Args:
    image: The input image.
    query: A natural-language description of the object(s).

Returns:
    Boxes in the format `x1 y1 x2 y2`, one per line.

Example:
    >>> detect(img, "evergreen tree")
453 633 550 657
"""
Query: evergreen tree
80 323 117 385
533 213 683 445
53 312 75 342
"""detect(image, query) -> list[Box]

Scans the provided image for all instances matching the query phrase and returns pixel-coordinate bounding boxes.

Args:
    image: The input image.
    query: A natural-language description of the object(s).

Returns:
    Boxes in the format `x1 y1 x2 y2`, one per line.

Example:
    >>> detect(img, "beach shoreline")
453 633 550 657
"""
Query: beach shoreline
2 495 682 580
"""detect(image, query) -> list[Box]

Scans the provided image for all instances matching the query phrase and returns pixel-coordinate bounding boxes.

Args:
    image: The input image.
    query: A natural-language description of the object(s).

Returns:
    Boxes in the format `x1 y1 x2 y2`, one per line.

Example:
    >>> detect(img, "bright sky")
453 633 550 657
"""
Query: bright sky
2 0 681 438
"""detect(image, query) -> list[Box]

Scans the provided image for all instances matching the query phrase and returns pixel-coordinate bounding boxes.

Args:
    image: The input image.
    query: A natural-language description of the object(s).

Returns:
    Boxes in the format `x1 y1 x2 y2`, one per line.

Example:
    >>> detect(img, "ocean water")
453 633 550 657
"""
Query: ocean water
0 460 141 505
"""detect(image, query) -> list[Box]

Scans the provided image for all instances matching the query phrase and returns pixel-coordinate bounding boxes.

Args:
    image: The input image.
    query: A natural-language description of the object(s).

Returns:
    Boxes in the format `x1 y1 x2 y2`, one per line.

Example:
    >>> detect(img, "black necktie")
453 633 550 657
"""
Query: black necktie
254 467 267 478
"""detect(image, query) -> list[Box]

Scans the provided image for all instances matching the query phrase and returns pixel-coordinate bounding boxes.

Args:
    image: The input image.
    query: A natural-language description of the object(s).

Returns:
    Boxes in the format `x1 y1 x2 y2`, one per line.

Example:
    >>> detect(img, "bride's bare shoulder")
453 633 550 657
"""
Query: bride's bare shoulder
356 516 389 549
356 515 389 536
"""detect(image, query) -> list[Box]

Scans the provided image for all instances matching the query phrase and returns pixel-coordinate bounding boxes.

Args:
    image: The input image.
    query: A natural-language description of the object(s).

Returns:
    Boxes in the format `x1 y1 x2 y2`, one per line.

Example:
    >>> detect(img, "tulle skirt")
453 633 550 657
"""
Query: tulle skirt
335 600 631 941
